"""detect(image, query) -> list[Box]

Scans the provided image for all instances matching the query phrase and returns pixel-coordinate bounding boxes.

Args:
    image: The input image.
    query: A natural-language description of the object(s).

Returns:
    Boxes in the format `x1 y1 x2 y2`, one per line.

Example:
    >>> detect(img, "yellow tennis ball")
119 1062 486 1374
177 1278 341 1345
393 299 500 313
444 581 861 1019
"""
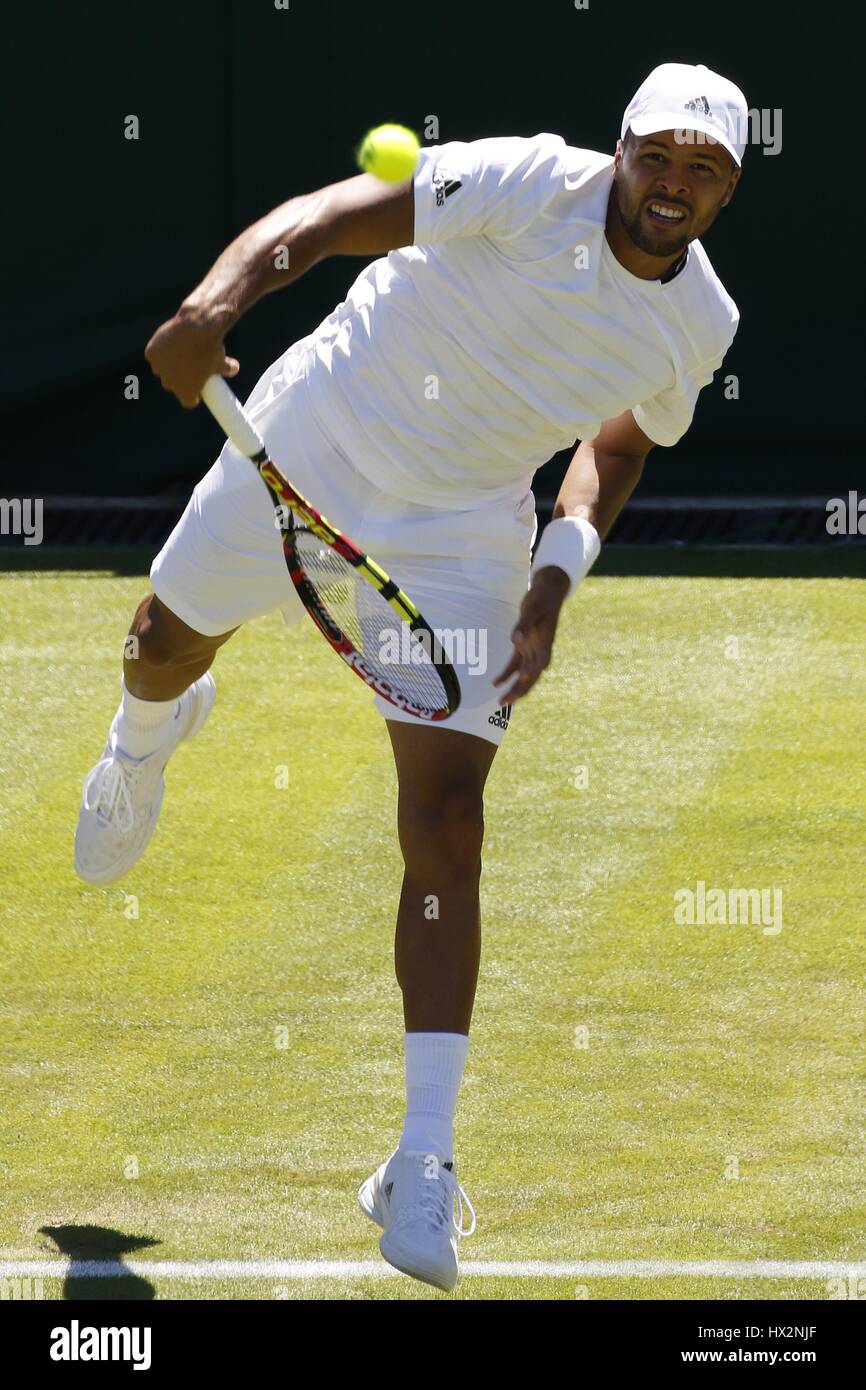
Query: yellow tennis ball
357 123 420 182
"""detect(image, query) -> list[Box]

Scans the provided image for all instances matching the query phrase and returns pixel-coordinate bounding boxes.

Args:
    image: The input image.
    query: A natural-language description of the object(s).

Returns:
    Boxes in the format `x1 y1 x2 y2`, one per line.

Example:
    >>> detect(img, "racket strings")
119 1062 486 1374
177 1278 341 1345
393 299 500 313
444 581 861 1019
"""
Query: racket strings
292 530 450 713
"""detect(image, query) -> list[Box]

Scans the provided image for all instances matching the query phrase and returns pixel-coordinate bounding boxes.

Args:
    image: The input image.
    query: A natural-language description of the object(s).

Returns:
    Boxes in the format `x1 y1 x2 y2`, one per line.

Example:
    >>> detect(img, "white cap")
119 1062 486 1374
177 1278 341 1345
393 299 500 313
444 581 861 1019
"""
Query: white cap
621 62 749 167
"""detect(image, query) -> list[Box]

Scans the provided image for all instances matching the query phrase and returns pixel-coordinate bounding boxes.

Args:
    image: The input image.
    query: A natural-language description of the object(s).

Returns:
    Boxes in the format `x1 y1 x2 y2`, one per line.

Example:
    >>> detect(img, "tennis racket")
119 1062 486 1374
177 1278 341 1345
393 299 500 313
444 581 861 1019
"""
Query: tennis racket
200 376 461 722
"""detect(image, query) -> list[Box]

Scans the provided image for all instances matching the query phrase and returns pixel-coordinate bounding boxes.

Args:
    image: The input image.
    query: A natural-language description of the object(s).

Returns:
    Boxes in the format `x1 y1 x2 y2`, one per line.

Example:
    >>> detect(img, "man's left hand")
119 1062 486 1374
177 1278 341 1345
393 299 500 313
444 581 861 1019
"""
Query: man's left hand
493 567 569 703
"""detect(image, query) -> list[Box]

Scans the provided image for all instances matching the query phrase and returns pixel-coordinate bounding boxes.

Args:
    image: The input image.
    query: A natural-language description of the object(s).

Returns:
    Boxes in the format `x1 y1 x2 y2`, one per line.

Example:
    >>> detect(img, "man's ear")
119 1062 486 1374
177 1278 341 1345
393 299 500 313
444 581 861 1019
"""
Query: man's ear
613 136 625 171
720 167 742 208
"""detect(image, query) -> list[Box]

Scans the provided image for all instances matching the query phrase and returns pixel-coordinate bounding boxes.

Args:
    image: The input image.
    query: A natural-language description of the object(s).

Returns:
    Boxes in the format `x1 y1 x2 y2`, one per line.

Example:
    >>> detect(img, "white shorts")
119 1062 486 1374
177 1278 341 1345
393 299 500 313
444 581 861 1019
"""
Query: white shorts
151 344 537 745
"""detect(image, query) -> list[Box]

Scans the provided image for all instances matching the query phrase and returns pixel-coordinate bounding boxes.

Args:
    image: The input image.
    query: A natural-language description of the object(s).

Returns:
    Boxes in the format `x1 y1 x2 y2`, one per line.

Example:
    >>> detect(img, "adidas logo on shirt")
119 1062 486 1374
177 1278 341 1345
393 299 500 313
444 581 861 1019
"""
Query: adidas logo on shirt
488 703 512 731
432 165 463 207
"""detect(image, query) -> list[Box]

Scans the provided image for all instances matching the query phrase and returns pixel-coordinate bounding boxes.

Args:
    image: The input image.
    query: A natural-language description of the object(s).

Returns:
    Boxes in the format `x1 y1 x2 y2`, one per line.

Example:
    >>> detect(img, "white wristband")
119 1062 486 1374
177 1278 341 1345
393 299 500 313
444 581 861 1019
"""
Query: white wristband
530 516 601 597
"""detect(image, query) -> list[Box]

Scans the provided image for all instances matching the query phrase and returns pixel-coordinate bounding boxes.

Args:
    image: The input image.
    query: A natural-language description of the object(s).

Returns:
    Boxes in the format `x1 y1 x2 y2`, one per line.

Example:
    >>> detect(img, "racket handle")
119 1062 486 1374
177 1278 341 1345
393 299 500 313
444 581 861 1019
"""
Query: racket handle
200 376 266 459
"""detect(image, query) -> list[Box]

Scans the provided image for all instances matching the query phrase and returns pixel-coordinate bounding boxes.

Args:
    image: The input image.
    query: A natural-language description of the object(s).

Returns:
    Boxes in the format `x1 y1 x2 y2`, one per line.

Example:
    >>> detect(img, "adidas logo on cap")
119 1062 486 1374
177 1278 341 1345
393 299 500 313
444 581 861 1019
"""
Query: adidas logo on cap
683 94 712 117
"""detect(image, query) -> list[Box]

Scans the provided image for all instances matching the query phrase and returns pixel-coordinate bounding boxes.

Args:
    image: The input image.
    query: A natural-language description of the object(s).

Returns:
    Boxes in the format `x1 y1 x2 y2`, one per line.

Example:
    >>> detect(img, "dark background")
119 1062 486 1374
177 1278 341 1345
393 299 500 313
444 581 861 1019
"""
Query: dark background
2 0 861 501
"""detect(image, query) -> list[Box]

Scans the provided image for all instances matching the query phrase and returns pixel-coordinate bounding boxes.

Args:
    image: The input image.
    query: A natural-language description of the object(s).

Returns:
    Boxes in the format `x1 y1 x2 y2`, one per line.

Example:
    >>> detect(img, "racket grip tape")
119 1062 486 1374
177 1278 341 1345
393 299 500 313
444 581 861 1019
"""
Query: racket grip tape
201 376 267 460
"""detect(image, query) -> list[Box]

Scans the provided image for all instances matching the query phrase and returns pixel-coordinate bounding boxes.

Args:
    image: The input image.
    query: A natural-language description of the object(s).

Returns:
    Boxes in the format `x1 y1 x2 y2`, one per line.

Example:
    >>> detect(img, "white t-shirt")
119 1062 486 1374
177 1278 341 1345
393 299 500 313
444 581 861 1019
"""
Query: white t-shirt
299 133 739 509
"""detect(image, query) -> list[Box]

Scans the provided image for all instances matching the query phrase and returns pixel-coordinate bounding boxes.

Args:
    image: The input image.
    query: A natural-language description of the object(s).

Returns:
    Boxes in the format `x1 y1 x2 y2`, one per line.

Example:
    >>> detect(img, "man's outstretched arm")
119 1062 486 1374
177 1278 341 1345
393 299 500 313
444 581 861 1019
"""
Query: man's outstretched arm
551 410 654 539
145 174 414 406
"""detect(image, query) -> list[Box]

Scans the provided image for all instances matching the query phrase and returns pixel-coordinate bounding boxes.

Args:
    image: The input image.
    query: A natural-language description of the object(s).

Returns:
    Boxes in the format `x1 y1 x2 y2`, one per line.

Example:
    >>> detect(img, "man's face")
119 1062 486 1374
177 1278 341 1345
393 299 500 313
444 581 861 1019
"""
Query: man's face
611 128 740 258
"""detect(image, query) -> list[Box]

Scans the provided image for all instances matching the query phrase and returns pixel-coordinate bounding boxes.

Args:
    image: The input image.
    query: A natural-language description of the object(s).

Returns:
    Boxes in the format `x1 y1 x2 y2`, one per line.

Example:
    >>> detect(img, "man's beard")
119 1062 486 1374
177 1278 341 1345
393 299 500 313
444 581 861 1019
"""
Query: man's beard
614 185 691 259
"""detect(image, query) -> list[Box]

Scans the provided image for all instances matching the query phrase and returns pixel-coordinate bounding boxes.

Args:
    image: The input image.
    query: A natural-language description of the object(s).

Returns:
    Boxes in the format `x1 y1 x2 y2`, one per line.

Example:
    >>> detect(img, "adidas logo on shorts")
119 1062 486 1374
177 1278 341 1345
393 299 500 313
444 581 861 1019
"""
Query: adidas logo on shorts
488 703 512 731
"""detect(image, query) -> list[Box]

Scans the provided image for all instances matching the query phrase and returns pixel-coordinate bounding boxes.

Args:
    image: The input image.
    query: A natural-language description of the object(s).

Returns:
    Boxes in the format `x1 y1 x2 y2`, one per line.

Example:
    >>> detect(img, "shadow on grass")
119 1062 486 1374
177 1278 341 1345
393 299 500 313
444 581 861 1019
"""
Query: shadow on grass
594 544 866 579
1 543 865 580
39 1224 159 1301
0 546 155 576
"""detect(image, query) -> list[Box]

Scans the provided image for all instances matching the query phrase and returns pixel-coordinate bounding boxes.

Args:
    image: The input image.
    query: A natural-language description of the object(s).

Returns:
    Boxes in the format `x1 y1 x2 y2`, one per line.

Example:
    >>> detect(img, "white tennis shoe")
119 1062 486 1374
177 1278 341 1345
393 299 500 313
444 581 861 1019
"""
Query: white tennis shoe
74 673 216 885
358 1148 476 1292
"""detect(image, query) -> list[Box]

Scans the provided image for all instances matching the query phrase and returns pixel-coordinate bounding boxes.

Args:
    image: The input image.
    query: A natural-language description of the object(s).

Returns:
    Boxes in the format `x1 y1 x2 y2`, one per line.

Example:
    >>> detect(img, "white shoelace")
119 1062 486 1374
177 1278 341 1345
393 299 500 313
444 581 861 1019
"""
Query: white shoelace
451 1177 477 1239
411 1161 477 1239
82 756 142 834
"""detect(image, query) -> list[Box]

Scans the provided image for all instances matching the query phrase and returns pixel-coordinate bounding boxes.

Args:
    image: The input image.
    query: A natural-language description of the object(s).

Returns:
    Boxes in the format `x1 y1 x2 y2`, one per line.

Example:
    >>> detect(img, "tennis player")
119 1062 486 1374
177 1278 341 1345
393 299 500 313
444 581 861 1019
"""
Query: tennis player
75 63 746 1291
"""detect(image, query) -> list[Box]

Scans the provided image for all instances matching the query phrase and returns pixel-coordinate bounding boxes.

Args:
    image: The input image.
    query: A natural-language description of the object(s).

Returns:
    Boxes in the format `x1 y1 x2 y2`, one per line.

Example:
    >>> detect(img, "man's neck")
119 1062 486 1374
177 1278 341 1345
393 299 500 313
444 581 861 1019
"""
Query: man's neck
659 247 688 283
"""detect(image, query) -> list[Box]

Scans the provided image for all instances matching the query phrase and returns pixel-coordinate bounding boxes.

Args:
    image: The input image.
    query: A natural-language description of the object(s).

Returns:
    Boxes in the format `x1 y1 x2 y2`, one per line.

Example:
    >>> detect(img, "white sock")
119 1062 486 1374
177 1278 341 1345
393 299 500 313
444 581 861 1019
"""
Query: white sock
399 1031 469 1162
113 679 180 759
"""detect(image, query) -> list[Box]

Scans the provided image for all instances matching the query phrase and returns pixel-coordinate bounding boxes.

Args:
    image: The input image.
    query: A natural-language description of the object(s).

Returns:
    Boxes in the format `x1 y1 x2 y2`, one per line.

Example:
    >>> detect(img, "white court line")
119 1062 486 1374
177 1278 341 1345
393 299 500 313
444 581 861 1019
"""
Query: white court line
2 1259 865 1280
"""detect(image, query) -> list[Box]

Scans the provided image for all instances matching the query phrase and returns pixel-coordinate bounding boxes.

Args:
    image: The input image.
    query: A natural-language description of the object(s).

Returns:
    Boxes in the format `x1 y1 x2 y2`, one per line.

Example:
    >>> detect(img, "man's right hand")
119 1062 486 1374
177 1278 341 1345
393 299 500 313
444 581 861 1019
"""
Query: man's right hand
144 306 240 408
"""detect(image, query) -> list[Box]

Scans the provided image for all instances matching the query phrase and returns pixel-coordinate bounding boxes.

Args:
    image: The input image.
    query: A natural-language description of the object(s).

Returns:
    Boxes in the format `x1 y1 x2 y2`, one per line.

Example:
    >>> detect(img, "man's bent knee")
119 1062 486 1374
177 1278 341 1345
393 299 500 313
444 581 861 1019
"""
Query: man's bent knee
129 592 236 668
